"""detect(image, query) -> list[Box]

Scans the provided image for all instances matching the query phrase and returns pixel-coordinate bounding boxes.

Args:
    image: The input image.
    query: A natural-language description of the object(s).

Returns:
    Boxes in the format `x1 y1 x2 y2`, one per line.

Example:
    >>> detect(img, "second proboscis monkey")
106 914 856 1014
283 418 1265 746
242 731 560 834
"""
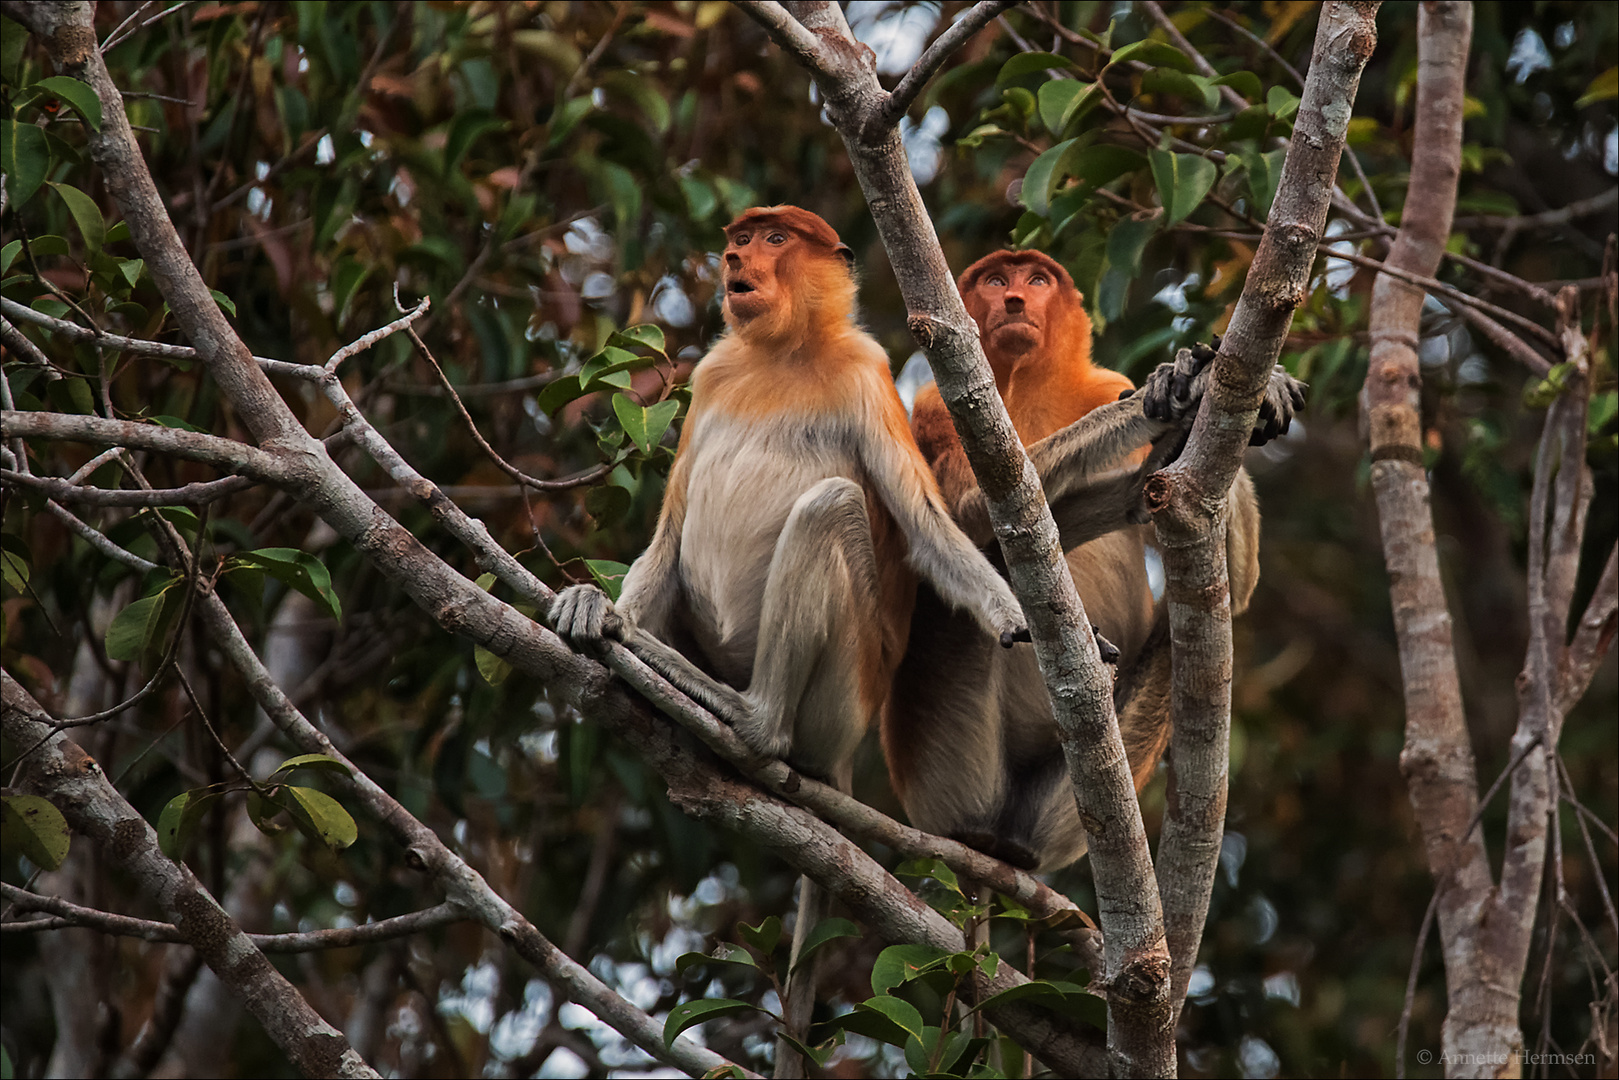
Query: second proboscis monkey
884 249 1304 872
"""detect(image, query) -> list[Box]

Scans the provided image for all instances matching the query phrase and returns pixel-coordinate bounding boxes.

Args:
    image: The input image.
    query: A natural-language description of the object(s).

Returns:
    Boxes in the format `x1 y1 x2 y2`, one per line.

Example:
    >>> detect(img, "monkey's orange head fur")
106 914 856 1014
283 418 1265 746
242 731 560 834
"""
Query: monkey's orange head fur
957 250 1093 383
722 206 857 342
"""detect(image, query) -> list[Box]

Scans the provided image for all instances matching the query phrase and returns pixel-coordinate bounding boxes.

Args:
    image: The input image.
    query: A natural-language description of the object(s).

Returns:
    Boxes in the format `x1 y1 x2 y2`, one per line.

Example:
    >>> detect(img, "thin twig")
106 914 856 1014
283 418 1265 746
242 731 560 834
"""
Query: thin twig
2 469 255 506
102 0 192 54
1 884 464 951
406 325 610 492
883 1 1021 125
1396 890 1442 1080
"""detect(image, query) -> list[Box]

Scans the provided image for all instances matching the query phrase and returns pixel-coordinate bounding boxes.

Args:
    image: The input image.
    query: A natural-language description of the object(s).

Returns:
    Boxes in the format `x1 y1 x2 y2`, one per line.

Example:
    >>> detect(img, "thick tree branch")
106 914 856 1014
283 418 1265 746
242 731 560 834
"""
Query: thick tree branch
1147 0 1380 1031
1 672 380 1079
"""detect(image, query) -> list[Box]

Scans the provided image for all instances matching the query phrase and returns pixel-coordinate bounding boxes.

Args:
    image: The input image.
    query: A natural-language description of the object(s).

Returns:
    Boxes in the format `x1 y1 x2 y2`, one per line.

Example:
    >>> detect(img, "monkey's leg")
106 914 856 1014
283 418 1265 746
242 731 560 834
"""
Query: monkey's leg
737 476 883 777
745 477 885 1079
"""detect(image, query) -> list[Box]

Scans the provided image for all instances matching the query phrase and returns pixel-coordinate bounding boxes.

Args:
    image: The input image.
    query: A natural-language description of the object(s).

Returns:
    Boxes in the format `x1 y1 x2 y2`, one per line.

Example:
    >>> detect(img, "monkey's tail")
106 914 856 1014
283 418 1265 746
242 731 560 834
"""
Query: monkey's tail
772 873 826 1079
1116 611 1173 792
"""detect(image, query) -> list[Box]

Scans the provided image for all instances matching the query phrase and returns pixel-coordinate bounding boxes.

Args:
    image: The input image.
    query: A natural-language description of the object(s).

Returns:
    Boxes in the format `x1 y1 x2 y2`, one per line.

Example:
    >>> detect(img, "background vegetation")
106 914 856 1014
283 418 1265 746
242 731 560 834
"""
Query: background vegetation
2 2 1614 1076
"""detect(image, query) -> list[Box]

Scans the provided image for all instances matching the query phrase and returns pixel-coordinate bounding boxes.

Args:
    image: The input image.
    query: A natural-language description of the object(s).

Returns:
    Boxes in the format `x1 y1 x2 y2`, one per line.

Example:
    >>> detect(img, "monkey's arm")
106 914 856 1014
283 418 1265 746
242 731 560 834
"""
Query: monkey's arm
550 438 756 724
866 386 1029 646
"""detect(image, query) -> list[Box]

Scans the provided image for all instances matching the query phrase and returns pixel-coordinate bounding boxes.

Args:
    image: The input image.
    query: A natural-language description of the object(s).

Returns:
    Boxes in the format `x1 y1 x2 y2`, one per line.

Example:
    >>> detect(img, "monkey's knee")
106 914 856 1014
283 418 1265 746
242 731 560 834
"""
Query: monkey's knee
784 477 869 540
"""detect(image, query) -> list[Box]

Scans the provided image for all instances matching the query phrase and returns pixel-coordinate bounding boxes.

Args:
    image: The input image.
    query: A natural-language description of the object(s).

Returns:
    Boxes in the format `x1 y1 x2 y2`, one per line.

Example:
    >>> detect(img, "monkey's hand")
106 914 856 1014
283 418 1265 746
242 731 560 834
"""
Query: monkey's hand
550 584 630 653
1250 366 1307 446
997 605 1032 649
1138 342 1215 424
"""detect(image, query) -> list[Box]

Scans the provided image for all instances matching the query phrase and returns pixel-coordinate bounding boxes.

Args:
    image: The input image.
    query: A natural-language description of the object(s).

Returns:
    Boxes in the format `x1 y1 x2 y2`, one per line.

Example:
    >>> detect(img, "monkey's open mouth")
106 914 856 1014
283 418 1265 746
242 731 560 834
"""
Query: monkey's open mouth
726 280 756 294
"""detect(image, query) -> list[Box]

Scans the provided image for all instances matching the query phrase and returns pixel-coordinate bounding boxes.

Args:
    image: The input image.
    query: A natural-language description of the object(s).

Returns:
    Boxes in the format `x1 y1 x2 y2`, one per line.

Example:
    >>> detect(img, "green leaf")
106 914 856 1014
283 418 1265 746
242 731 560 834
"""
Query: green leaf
1070 143 1147 189
444 109 506 171
1 239 21 275
584 484 631 527
612 393 678 454
607 324 667 354
1576 67 1618 108
584 559 630 601
679 175 718 221
1266 85 1300 120
26 235 70 258
995 52 1077 86
48 182 106 255
1106 214 1160 279
855 995 925 1042
1019 138 1082 217
579 346 646 390
284 785 358 849
1 121 49 207
1 533 29 593
676 942 759 975
896 857 963 893
600 69 671 134
210 289 237 317
738 915 782 957
1036 79 1099 138
31 76 102 131
663 998 761 1046
791 918 860 971
105 585 178 662
329 258 368 325
475 644 513 685
1107 39 1195 72
871 943 951 995
1141 67 1217 110
774 1030 840 1069
1242 147 1288 218
1211 71 1264 103
269 753 352 778
1 794 71 870
1148 148 1217 228
231 548 342 620
534 374 585 415
156 789 224 860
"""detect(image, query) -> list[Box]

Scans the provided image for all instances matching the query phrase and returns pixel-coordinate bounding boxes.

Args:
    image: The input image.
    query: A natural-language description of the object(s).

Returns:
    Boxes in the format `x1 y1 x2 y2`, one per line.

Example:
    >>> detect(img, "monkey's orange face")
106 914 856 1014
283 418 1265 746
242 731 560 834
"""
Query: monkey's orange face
968 262 1059 358
721 224 794 325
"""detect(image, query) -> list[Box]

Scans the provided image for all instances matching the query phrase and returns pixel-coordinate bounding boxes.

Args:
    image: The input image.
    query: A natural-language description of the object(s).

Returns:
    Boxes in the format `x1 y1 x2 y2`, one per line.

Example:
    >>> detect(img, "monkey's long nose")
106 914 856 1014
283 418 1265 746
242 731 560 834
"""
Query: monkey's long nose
1004 295 1025 313
724 251 743 270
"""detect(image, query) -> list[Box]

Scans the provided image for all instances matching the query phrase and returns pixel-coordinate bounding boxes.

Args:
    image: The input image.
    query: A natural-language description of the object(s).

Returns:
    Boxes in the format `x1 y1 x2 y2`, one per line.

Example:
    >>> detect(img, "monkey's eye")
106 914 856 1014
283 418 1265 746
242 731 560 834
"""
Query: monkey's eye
1029 274 1049 285
986 274 1007 287
734 232 751 246
767 232 788 245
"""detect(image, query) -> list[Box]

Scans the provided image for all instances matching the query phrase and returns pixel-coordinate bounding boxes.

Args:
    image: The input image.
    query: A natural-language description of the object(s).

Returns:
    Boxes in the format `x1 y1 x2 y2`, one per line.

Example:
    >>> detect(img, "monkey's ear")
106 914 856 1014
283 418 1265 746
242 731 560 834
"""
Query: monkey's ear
835 242 855 268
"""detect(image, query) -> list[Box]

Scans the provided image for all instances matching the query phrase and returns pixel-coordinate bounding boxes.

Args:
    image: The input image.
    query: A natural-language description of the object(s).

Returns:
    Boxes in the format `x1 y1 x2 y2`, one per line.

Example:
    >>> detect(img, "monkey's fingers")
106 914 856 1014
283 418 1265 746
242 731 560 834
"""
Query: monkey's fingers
1000 625 1032 648
551 584 615 650
1093 625 1121 665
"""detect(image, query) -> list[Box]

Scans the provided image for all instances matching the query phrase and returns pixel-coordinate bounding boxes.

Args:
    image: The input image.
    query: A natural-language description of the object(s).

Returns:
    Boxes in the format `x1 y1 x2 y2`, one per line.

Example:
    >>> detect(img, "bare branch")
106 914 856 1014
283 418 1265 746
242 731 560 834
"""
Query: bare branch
883 1 1021 125
2 468 256 505
1 885 465 952
1 671 380 1079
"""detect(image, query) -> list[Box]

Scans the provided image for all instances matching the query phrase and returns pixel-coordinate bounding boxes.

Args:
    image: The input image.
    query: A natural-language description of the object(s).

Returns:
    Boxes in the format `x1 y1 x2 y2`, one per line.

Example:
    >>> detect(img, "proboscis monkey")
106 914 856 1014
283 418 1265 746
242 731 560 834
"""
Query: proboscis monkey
551 208 1030 1074
883 249 1303 872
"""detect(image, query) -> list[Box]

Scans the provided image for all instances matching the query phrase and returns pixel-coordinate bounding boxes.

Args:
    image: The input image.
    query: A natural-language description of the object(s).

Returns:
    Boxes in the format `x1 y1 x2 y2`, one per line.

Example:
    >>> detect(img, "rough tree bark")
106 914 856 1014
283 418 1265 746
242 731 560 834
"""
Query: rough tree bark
1363 5 1617 1076
1147 0 1381 1026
